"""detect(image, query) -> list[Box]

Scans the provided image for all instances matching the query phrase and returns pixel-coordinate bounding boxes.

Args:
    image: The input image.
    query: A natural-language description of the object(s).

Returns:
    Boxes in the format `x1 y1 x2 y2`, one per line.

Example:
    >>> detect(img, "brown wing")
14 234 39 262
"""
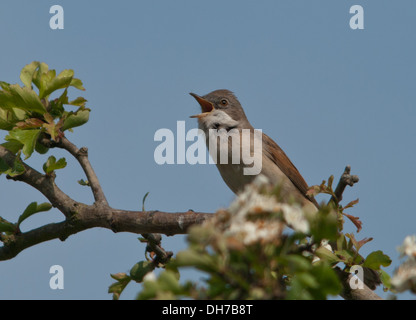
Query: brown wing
262 133 319 207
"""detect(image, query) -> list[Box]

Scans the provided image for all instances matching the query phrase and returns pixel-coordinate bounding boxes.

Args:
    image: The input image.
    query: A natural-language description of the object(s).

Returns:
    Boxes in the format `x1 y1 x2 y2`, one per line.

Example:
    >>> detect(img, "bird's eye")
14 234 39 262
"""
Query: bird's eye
212 123 220 129
220 99 228 106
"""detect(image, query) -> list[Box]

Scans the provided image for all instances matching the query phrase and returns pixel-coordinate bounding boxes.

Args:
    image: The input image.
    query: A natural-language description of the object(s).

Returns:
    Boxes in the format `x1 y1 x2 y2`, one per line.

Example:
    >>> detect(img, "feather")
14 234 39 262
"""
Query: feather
262 133 319 207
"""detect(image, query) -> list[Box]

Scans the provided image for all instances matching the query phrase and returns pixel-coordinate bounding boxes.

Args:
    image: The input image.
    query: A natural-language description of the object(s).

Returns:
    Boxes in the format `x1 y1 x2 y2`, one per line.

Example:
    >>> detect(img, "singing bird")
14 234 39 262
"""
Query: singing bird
190 89 318 211
189 91 384 290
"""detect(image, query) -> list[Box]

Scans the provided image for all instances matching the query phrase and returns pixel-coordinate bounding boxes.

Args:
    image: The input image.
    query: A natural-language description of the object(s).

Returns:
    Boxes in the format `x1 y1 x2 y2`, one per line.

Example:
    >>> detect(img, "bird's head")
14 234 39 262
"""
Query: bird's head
189 89 250 131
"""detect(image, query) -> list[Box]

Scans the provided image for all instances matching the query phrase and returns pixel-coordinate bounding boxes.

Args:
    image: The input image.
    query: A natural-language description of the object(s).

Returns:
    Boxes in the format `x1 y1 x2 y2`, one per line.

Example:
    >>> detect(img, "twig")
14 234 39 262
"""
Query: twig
0 145 77 218
140 193 172 266
328 166 383 299
57 137 109 206
141 233 173 265
331 165 359 205
0 144 210 260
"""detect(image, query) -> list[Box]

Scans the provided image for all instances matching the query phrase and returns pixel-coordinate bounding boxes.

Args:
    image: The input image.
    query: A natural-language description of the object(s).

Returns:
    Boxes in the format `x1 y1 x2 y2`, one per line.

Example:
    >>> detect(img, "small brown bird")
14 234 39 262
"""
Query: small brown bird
190 90 384 290
190 89 318 211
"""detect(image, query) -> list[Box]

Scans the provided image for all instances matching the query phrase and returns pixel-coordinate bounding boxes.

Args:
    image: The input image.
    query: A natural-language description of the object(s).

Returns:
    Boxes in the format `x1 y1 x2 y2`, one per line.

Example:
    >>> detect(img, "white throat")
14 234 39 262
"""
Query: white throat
199 109 239 131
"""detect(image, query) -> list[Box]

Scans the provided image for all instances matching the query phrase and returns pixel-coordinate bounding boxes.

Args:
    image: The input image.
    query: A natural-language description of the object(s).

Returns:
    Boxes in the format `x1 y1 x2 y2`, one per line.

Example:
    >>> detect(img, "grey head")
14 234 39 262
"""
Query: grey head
189 89 252 130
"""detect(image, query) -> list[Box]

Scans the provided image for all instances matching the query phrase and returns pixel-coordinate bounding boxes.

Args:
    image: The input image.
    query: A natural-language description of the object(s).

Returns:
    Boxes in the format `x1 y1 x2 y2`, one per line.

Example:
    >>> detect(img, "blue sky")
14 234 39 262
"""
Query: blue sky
0 1 415 299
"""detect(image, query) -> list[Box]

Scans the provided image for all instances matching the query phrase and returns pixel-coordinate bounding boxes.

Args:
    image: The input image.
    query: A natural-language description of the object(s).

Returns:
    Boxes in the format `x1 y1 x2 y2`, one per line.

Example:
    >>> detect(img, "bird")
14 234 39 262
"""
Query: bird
189 90 386 291
189 89 318 212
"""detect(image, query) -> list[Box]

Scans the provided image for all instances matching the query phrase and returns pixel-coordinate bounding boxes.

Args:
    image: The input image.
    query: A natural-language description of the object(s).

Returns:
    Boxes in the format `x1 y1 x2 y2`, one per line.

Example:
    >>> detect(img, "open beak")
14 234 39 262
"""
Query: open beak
189 92 214 118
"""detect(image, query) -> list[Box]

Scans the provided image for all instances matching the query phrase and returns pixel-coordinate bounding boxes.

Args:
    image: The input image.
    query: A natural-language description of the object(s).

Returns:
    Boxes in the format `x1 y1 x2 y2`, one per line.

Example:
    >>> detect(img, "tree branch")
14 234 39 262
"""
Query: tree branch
328 166 383 300
141 233 173 265
41 137 173 267
335 267 383 300
57 136 108 206
0 144 383 300
331 165 359 204
0 207 210 261
0 144 210 260
0 145 77 218
38 135 108 205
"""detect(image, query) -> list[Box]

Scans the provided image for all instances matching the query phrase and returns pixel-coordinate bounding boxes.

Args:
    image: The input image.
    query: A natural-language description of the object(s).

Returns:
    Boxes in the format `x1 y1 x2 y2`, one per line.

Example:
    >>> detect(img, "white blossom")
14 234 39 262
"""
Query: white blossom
397 235 416 259
281 204 310 234
391 235 416 293
224 175 309 245
225 175 284 245
391 259 416 293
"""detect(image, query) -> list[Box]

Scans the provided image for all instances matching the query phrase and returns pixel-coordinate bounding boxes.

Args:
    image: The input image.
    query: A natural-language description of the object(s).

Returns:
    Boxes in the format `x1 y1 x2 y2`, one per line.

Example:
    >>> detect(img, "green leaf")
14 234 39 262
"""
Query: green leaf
62 109 89 131
39 69 76 99
0 156 25 177
295 272 319 289
309 263 342 298
334 249 356 265
58 69 74 79
285 254 311 272
0 119 12 130
142 192 150 211
69 78 85 91
137 269 183 300
0 88 21 111
0 81 11 91
32 62 49 90
309 206 338 242
0 218 16 233
12 108 27 121
43 156 67 174
175 250 218 272
0 158 10 173
41 76 73 99
0 108 28 131
137 277 159 300
35 141 49 155
108 273 131 300
287 277 313 300
336 234 348 251
287 262 342 300
0 110 15 130
158 270 181 292
1 140 24 154
315 246 341 264
130 261 155 283
379 269 391 291
20 61 40 88
78 179 90 186
11 156 25 176
6 129 41 159
37 70 56 99
0 84 46 114
11 84 46 114
17 202 52 228
68 97 87 107
48 89 68 118
363 250 392 270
